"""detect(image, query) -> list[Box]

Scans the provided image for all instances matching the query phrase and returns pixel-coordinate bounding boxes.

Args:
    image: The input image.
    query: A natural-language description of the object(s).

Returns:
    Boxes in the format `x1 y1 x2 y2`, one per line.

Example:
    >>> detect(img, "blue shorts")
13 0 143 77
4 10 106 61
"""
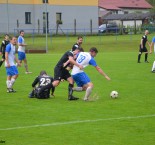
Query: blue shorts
6 66 18 76
72 72 90 87
18 51 26 60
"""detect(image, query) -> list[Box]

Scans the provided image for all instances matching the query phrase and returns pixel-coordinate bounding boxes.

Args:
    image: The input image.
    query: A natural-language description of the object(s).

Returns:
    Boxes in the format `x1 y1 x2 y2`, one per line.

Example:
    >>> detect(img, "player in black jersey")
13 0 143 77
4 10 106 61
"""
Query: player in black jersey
0 34 10 67
52 47 83 100
29 70 55 99
72 36 83 51
138 30 150 63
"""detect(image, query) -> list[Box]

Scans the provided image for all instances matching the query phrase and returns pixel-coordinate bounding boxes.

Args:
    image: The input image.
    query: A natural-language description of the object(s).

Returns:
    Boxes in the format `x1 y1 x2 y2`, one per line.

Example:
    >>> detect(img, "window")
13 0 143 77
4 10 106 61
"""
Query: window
43 0 48 3
56 13 62 24
25 12 31 24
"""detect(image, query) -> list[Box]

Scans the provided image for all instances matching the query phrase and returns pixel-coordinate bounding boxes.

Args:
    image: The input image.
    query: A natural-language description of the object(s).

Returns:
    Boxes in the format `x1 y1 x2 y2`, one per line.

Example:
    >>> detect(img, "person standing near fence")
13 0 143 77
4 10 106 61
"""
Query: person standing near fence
17 30 32 74
137 30 150 63
72 36 83 51
0 34 10 68
5 36 21 93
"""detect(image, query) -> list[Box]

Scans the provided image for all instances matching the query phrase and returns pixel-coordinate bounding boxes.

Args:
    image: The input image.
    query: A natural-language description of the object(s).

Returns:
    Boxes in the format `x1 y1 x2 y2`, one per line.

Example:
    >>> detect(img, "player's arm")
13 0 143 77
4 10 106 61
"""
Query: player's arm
18 37 27 46
140 38 143 48
68 56 83 70
32 77 39 88
95 66 111 80
0 41 4 55
5 52 10 67
14 56 21 66
51 86 55 96
5 45 11 67
18 43 27 46
64 53 79 68
63 60 70 68
147 41 151 47
150 42 153 54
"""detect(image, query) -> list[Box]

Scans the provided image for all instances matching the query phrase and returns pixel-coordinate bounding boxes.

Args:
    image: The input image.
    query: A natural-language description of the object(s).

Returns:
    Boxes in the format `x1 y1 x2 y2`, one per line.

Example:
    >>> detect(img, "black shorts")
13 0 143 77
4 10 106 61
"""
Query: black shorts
34 87 50 99
54 66 71 81
139 45 148 53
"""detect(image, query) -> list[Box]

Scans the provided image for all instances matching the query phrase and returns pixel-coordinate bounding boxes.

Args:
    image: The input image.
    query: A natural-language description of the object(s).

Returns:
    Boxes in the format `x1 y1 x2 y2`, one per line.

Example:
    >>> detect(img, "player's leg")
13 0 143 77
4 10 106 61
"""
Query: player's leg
0 59 4 67
144 48 149 63
23 57 32 74
138 45 142 63
37 85 51 99
67 76 79 100
72 72 92 101
151 61 155 72
0 55 5 67
6 76 11 92
28 89 35 98
52 67 61 87
72 87 83 91
9 66 19 92
83 82 94 101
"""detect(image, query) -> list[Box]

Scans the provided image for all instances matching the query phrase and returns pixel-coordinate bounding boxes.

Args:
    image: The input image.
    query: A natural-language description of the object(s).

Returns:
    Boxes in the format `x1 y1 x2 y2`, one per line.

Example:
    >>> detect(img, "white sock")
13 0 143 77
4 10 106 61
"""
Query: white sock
6 80 11 88
152 61 155 71
72 87 83 92
10 78 15 88
84 87 92 100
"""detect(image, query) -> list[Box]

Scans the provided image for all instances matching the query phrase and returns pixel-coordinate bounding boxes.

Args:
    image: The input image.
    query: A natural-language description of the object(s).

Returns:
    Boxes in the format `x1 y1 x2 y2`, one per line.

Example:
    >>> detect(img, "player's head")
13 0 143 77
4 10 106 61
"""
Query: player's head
10 36 17 45
20 30 25 36
89 47 98 57
40 70 47 76
5 34 9 40
73 47 82 55
77 36 83 45
145 30 149 35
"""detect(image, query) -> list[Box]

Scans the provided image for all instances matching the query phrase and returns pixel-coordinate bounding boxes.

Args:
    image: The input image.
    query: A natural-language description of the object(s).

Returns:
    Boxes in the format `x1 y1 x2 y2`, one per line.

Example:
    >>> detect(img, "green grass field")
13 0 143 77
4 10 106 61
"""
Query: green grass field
0 35 155 145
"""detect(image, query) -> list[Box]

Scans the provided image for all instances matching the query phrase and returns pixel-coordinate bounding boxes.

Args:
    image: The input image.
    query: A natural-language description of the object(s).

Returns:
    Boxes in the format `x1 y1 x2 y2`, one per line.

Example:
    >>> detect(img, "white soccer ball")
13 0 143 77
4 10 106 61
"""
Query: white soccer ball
110 91 118 99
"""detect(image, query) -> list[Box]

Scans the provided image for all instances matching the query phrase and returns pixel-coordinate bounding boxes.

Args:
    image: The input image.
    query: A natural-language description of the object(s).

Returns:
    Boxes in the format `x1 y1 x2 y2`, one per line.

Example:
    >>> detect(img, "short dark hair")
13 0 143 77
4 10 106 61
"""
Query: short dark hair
77 36 83 40
89 47 98 53
5 34 9 37
9 36 16 40
79 47 84 52
20 30 24 34
40 70 47 76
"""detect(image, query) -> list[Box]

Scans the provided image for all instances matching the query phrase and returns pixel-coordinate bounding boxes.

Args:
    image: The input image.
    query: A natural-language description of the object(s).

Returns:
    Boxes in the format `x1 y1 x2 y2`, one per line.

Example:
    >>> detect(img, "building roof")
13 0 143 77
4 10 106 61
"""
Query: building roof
99 0 153 10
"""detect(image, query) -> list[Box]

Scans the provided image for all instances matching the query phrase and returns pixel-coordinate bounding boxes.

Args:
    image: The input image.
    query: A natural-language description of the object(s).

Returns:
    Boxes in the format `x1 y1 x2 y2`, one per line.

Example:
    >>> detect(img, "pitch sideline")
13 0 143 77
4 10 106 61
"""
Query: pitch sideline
0 114 155 131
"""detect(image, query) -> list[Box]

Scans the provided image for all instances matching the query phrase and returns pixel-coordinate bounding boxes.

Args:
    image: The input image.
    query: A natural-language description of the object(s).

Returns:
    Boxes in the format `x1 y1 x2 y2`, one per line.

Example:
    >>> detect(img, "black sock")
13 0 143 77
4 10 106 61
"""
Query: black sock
68 84 73 97
0 61 3 67
138 54 141 62
145 53 148 61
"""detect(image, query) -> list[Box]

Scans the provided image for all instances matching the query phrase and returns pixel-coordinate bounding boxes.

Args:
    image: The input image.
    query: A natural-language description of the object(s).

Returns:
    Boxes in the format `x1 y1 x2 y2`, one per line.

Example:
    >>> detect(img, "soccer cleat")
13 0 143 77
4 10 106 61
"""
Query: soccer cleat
68 95 79 101
7 88 16 93
137 61 141 63
145 61 149 63
83 98 89 101
25 71 32 74
152 70 155 73
28 92 34 98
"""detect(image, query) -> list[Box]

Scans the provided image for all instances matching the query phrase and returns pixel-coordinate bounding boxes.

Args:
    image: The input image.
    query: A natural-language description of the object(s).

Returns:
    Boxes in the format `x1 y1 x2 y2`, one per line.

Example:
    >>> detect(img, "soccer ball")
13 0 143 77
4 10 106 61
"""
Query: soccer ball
110 91 118 99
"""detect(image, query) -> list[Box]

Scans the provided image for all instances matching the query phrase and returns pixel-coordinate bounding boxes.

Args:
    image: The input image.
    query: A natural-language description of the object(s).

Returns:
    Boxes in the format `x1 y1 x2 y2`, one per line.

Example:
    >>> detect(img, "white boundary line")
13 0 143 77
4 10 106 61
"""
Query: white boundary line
0 114 155 131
